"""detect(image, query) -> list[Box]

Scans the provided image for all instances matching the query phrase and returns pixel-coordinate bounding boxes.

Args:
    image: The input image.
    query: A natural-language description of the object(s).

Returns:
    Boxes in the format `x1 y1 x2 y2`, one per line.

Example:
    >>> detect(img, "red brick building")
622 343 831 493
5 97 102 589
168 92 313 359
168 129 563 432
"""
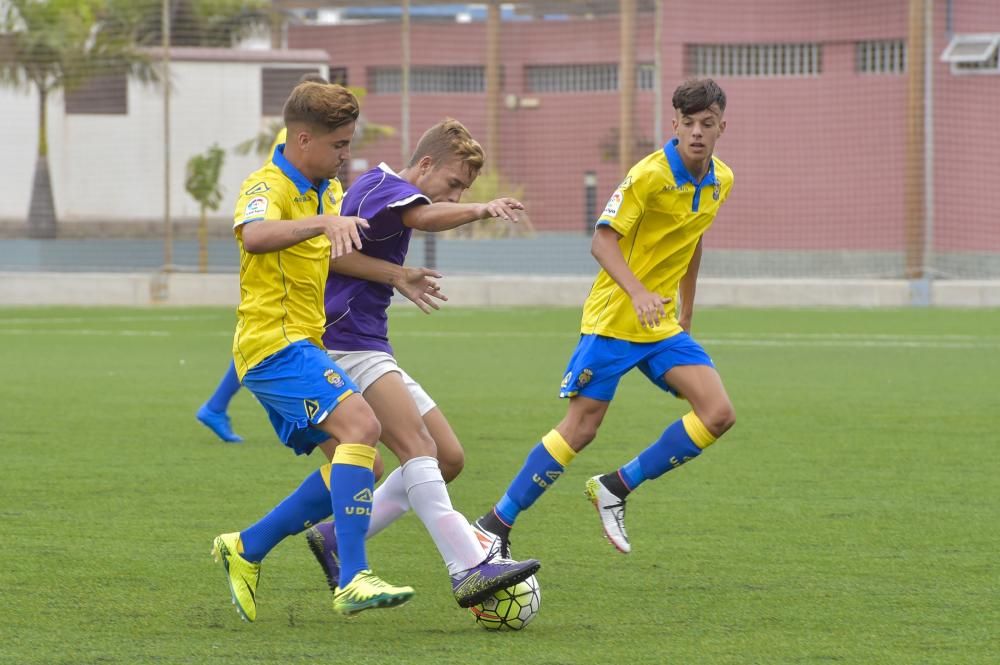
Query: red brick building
289 1 1000 264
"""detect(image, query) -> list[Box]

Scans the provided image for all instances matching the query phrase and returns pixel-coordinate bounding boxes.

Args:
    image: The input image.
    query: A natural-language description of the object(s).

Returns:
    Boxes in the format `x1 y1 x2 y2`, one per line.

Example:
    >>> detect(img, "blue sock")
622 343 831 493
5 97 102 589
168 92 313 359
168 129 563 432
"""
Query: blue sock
205 361 241 413
619 413 715 491
331 444 376 587
240 469 332 562
495 430 576 527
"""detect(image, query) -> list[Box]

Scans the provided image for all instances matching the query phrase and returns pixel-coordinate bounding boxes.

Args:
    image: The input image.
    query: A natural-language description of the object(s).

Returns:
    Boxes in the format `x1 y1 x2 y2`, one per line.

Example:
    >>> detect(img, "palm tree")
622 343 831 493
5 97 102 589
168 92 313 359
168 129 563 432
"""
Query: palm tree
0 0 269 238
0 0 154 238
106 0 270 48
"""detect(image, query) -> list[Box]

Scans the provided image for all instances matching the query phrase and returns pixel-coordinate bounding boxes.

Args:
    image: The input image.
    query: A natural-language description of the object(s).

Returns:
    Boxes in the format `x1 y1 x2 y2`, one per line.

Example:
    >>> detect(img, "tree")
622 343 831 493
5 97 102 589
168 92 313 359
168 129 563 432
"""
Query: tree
106 0 270 48
185 144 226 272
0 0 153 238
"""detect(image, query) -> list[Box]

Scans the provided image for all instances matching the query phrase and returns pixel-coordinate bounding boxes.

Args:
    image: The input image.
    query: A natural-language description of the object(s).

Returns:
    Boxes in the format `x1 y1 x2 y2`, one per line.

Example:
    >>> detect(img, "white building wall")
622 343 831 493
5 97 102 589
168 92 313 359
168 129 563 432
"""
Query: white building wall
0 49 329 226
0 83 37 222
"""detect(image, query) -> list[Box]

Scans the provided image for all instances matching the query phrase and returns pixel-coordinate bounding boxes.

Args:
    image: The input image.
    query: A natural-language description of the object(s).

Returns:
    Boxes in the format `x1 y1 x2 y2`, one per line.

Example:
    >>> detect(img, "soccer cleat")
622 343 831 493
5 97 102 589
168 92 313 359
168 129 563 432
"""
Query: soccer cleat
584 475 632 553
451 553 541 608
305 522 339 593
472 518 512 559
197 404 243 443
211 532 260 622
332 570 414 616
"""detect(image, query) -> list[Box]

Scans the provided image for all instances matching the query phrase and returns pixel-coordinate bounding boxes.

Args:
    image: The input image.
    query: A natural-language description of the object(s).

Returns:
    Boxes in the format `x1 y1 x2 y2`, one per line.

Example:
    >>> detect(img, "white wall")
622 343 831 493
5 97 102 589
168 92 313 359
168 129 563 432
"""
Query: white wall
0 51 327 225
0 82 37 221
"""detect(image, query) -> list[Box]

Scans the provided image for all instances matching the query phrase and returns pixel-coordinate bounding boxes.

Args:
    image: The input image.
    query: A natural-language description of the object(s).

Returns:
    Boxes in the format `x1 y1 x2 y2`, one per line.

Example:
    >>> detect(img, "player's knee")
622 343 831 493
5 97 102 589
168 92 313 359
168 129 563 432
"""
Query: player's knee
349 414 381 446
390 426 437 462
703 403 736 438
566 423 598 450
437 446 465 482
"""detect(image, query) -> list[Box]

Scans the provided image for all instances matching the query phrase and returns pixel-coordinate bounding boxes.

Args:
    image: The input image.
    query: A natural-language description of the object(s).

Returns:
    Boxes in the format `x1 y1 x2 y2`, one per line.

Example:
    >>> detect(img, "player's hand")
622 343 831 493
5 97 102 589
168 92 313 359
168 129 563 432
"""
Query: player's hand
392 267 448 314
478 197 524 222
631 289 672 328
324 215 369 259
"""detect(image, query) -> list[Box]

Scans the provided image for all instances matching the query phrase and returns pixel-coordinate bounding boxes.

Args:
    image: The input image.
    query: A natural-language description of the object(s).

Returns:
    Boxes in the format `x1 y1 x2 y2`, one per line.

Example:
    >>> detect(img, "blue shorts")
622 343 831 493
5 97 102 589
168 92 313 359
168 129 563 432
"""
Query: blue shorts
242 339 360 455
559 332 714 402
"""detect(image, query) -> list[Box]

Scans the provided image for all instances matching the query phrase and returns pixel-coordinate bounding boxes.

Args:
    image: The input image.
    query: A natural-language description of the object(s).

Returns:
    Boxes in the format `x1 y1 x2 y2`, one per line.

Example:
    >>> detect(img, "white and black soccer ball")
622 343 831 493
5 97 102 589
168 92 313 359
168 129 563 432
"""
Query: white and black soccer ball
469 574 540 631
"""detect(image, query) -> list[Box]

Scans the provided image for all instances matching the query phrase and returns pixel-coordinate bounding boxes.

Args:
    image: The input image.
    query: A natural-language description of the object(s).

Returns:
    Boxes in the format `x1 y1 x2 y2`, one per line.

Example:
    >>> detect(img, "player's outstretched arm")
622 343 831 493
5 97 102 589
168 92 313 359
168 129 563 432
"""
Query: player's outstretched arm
400 198 524 232
330 253 447 314
591 225 672 329
676 237 703 332
241 215 369 257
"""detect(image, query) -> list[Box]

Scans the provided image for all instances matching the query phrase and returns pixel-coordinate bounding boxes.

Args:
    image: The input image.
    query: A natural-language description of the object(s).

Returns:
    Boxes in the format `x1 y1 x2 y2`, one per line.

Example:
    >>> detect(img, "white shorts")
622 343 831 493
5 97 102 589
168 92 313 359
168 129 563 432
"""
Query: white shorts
326 349 437 416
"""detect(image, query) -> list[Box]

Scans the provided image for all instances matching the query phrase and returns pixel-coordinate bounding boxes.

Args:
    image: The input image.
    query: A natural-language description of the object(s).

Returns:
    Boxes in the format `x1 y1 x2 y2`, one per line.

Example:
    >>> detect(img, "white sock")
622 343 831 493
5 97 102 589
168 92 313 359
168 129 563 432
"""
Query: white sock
401 456 485 575
367 467 410 540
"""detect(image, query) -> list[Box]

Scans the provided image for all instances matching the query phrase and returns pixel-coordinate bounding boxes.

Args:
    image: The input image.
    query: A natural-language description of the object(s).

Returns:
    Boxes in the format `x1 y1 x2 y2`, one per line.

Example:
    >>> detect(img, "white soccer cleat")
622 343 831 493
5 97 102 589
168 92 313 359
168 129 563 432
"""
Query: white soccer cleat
472 518 512 560
584 476 631 553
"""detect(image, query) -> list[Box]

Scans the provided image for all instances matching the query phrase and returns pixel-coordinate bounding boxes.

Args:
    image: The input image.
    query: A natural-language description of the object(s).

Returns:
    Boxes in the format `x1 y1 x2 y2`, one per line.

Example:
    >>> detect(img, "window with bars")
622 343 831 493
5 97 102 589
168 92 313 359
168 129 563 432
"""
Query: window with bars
261 67 325 116
637 63 655 90
525 63 656 93
369 66 486 93
64 72 128 115
856 40 907 74
688 43 823 77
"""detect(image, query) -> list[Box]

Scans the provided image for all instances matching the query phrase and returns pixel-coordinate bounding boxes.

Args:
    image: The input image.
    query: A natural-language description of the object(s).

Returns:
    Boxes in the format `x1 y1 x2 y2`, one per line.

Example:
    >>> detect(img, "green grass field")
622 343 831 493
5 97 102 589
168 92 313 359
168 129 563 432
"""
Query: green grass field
1 306 997 664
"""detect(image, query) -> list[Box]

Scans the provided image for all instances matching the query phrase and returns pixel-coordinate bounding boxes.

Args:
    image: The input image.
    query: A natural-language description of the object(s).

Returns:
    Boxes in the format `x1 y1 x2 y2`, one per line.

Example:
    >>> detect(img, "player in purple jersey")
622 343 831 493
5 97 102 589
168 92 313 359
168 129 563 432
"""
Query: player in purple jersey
303 118 536 592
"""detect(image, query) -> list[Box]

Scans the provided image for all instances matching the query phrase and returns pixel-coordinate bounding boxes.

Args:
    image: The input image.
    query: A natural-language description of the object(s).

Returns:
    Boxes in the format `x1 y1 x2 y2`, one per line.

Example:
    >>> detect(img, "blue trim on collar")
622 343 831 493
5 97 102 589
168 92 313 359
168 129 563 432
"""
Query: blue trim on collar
663 137 718 212
663 137 717 188
272 144 330 198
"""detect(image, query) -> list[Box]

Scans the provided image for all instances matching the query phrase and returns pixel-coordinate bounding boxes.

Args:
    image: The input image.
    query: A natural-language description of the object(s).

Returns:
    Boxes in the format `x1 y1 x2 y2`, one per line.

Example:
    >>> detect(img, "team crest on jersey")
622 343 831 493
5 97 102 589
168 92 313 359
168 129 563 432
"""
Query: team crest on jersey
324 369 345 387
603 190 624 217
576 368 594 388
244 182 270 195
243 196 268 220
713 182 721 201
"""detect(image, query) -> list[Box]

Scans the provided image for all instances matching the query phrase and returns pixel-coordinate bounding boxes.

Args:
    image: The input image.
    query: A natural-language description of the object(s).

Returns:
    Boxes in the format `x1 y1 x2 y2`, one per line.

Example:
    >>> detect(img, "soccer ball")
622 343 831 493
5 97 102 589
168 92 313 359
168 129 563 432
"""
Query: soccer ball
469 574 541 631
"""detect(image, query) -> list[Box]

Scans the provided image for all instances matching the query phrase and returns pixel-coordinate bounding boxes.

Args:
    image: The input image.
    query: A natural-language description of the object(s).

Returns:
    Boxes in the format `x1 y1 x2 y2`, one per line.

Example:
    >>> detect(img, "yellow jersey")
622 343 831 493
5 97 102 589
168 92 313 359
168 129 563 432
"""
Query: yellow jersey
231 144 343 378
581 138 734 342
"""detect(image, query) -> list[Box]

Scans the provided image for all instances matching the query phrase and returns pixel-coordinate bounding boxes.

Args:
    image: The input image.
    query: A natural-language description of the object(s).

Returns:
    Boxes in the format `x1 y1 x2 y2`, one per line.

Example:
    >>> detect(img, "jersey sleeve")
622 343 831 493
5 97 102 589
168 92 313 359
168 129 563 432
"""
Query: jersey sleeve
233 179 284 229
596 168 648 237
720 170 734 205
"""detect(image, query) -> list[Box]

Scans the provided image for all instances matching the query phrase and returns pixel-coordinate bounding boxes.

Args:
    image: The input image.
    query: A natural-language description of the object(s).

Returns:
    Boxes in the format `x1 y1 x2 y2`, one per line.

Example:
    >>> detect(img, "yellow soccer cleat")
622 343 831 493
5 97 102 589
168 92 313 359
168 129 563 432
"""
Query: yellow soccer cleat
332 570 414 616
211 532 260 622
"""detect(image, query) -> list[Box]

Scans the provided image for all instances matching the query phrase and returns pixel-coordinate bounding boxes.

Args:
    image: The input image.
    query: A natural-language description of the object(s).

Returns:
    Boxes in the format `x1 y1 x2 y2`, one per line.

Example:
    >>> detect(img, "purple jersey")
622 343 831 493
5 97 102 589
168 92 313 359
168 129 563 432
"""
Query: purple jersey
323 163 429 354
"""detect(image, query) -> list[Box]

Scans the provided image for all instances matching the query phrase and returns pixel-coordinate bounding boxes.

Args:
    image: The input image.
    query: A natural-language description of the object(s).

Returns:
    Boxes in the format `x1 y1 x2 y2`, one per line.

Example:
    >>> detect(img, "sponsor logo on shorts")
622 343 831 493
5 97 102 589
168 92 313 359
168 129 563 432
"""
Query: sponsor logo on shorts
304 399 320 419
560 371 572 389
